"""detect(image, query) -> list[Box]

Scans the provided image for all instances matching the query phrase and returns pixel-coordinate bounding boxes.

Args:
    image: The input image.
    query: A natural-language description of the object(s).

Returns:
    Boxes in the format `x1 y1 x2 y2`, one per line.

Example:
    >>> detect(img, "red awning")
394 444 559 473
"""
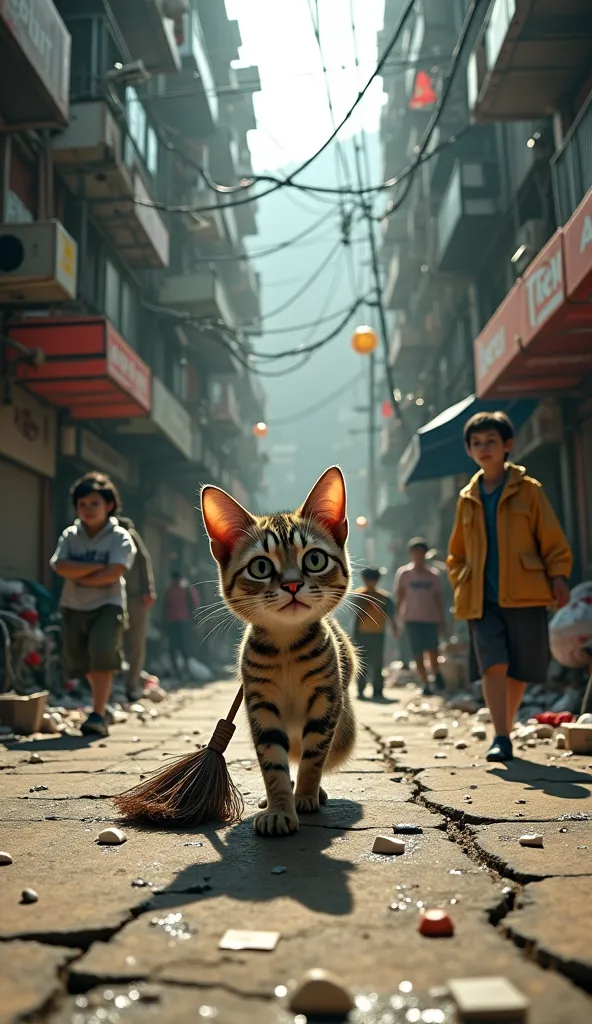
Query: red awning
474 216 592 397
564 185 592 302
8 316 151 419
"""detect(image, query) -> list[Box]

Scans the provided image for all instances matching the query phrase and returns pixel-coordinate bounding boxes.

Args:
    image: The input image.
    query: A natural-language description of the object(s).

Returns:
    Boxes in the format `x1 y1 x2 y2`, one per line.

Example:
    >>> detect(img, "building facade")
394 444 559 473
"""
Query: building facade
377 0 592 580
0 0 265 615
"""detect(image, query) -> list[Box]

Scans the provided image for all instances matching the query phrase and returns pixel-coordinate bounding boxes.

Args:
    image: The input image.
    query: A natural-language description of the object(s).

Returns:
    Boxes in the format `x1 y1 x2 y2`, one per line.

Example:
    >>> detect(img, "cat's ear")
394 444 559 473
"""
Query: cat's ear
299 466 348 546
201 486 256 565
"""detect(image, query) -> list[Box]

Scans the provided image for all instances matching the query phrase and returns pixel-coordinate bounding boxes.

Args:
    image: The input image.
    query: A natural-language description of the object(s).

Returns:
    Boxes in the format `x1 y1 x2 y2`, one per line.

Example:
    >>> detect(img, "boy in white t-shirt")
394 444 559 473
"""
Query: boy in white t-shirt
394 537 446 695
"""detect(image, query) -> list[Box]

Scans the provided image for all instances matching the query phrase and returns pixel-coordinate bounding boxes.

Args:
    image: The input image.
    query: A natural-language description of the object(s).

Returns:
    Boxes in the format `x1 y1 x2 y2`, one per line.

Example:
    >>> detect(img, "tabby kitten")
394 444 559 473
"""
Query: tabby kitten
201 466 357 836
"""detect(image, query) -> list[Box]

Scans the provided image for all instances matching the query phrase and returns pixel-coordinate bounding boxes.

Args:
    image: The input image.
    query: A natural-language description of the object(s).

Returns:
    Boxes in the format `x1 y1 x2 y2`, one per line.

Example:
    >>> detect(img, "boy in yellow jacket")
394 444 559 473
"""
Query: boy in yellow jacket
447 411 572 762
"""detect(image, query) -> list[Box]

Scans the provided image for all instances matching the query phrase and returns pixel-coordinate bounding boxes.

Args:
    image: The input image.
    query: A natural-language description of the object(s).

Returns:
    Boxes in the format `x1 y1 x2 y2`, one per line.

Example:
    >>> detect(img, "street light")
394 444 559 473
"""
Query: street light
351 325 377 355
356 516 368 529
252 421 268 437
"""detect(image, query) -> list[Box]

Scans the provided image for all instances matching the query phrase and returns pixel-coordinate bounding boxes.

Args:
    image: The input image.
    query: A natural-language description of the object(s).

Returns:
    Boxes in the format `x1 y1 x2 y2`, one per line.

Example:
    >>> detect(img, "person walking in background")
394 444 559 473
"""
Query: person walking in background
351 567 397 700
164 570 198 680
117 516 156 701
448 411 572 763
395 538 447 695
51 472 136 738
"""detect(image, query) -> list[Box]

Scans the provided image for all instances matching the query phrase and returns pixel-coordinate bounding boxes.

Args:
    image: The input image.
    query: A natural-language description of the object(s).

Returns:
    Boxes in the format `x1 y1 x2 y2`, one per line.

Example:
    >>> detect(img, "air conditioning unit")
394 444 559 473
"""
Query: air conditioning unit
511 219 547 273
0 220 77 303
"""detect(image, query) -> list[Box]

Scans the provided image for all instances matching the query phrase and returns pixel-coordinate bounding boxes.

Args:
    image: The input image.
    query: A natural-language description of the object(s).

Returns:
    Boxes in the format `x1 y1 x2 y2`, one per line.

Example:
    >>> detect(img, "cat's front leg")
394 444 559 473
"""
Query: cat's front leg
252 725 298 836
294 717 337 814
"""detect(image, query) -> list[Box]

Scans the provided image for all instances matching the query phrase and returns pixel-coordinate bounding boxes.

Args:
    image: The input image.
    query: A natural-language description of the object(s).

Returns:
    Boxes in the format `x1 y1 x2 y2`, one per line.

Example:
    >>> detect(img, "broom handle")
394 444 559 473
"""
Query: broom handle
225 683 244 724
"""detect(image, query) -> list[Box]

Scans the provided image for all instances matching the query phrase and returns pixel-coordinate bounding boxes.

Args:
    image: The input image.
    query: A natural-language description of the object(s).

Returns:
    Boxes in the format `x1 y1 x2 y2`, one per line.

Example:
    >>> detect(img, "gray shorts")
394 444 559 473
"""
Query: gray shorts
470 602 549 683
406 621 439 656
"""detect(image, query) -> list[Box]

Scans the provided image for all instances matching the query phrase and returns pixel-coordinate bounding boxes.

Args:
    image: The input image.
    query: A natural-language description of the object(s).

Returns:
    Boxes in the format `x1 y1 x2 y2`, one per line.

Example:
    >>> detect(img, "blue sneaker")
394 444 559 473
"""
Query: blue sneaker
485 735 513 762
81 712 109 738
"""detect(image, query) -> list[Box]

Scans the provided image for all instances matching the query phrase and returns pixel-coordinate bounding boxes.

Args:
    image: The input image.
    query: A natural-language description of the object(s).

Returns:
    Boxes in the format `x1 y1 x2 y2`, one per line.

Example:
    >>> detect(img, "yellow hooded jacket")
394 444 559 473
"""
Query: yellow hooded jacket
447 463 572 621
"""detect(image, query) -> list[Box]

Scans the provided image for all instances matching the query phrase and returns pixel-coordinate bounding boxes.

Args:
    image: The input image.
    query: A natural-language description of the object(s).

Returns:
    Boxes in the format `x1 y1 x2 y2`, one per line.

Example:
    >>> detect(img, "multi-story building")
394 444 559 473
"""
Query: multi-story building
377 0 592 579
0 0 265 610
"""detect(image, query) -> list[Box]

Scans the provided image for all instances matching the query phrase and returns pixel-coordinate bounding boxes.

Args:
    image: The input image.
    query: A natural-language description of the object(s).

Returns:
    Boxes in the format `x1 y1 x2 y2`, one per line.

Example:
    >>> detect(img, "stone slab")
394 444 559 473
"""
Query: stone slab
0 773 136 799
469 821 592 881
0 941 76 1024
50 985 276 1024
417 762 592 792
503 877 592 991
0 797 121 822
421 781 592 823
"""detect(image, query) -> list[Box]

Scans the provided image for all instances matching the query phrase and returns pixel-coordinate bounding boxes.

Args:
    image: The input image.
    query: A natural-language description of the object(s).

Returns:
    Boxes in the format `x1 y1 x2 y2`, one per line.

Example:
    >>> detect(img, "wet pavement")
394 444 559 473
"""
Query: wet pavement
1 680 591 1022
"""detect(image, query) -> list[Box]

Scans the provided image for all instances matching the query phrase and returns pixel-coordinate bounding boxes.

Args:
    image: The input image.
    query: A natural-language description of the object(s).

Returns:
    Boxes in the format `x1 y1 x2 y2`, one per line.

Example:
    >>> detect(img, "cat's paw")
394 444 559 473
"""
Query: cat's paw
295 793 321 814
254 809 299 836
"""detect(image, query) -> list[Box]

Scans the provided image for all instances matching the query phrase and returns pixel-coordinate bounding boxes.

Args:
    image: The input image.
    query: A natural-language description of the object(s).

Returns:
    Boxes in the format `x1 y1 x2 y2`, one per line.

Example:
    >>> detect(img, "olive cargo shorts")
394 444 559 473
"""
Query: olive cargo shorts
61 605 124 676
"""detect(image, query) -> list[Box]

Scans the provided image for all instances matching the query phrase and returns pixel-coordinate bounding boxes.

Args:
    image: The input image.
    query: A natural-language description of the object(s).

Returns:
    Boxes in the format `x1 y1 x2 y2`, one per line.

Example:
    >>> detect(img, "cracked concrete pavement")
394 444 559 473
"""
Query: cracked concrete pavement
1 680 591 1023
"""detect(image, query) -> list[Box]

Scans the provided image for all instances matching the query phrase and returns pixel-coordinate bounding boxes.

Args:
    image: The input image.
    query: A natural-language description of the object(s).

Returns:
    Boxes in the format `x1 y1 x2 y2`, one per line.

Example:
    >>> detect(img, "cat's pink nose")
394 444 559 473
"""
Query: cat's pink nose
281 581 303 595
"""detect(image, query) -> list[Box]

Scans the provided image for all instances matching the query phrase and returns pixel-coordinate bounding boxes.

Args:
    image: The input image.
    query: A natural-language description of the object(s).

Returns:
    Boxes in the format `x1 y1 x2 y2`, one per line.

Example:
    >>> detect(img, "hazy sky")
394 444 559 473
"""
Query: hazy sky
225 0 386 171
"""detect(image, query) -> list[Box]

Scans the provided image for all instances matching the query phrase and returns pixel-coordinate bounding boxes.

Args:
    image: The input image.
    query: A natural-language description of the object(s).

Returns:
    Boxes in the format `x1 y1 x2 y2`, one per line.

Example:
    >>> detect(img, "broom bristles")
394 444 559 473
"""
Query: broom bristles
113 728 244 827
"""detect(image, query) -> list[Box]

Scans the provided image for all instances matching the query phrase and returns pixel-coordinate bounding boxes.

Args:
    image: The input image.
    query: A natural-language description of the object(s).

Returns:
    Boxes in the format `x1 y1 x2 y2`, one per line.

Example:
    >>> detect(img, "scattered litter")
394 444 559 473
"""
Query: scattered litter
387 736 406 748
21 888 38 904
271 865 287 875
471 726 487 740
0 851 13 865
448 976 528 1022
535 724 554 739
455 741 468 750
138 986 161 1004
97 827 127 845
556 733 566 749
28 753 44 764
578 713 592 725
372 834 405 855
519 833 543 848
419 909 454 937
393 823 423 835
146 686 166 704
182 841 203 847
29 784 48 792
475 708 491 723
434 752 447 759
131 879 153 888
287 969 354 1015
432 725 448 740
219 929 279 951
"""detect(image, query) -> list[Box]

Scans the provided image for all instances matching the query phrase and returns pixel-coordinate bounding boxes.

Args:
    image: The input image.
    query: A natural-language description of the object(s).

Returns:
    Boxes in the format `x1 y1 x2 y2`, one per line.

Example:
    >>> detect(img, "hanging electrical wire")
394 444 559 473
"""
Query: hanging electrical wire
268 370 365 425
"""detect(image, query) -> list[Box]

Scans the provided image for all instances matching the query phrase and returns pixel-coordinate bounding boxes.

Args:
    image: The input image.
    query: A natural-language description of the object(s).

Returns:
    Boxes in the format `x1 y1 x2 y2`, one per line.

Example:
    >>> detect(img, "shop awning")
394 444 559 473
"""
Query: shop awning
398 395 537 489
8 316 151 419
474 196 592 397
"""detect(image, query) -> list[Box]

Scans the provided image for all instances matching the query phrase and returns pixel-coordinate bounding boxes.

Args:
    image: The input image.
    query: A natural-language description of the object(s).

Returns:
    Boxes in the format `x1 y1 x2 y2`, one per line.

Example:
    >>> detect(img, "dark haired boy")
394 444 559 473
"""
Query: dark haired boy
447 411 572 762
351 567 397 700
51 472 136 737
394 538 447 695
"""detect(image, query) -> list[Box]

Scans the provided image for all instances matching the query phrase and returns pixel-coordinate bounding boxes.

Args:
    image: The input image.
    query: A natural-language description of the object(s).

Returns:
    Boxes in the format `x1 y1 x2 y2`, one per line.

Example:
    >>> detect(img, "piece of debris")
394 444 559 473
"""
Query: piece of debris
535 724 554 739
271 865 287 875
138 986 162 1004
386 736 406 749
393 824 423 835
471 726 487 740
475 708 491 723
448 976 529 1022
556 733 566 749
419 909 454 937
146 686 166 704
519 833 543 848
432 725 448 740
97 827 127 846
219 929 279 951
287 970 354 1015
28 753 44 764
455 740 468 750
434 752 447 759
29 784 48 792
21 888 38 904
372 835 405 855
0 851 13 865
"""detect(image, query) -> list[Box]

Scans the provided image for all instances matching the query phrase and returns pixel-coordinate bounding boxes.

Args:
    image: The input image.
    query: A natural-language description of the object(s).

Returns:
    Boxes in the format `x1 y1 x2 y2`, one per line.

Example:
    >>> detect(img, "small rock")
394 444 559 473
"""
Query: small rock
28 753 44 764
526 739 536 748
130 703 144 713
41 713 59 734
434 752 447 759
288 969 354 1015
464 795 472 802
556 733 566 749
419 908 454 937
0 851 13 865
387 735 406 748
578 713 592 725
432 725 448 740
471 726 487 740
29 784 48 793
271 865 287 875
21 888 38 904
455 740 468 750
535 724 554 739
97 827 127 845
372 834 405 855
138 986 161 1004
519 833 543 848
393 711 409 722
146 686 166 704
475 707 491 722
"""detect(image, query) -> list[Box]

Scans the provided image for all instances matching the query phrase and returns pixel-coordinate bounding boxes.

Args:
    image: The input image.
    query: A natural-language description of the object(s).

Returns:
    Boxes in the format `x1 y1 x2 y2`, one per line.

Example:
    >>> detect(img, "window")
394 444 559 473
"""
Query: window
104 260 121 326
146 127 158 177
120 281 138 348
126 87 146 157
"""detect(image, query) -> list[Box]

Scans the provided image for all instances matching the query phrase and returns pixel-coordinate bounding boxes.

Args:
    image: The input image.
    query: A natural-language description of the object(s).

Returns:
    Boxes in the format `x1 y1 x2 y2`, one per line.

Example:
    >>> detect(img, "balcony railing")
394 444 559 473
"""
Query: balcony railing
437 160 499 272
552 89 592 225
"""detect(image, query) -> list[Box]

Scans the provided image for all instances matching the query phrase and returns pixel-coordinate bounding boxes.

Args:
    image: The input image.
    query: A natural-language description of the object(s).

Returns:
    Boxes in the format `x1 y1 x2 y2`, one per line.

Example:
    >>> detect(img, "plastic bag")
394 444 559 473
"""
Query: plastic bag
549 592 592 668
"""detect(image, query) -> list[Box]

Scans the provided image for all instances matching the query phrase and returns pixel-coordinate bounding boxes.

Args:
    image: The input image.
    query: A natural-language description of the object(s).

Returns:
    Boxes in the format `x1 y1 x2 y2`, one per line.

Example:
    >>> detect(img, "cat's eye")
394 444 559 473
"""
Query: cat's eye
303 549 329 573
247 556 274 580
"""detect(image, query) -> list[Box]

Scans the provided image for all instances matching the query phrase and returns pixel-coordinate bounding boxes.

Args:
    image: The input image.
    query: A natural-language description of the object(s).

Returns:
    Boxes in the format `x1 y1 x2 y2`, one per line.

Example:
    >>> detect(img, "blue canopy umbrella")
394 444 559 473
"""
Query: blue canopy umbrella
398 395 537 488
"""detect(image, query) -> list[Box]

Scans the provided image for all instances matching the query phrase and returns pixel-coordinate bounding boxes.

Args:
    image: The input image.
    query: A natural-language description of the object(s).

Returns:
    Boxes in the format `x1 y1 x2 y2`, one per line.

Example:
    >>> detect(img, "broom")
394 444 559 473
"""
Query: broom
114 684 245 827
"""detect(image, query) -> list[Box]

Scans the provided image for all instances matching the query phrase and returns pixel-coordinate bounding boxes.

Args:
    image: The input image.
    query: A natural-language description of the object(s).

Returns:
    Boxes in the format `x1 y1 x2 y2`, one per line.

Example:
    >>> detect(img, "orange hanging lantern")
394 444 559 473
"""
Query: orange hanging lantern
351 325 377 355
409 71 437 110
381 400 393 418
252 421 268 437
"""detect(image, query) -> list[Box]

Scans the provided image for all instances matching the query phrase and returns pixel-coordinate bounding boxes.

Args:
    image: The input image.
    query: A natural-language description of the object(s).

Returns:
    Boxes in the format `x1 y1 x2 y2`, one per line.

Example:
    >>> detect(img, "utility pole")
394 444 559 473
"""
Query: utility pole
367 346 377 564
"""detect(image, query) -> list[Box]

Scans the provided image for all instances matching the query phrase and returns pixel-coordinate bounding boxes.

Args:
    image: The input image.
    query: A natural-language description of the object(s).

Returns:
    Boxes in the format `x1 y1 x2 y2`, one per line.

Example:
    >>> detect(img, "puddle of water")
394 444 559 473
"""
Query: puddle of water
149 911 194 940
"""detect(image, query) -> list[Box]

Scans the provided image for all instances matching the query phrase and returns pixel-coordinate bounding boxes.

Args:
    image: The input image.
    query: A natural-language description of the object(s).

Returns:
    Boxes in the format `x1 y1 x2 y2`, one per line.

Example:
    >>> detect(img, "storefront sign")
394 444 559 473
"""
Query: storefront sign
473 284 523 397
1 0 71 122
79 429 131 483
564 187 592 301
151 377 192 459
522 232 564 341
106 326 151 412
0 383 56 476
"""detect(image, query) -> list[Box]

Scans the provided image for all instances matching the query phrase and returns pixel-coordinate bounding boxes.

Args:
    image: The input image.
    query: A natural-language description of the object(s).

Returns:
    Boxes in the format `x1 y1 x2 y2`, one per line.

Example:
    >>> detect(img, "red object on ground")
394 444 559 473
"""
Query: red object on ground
534 712 575 727
25 651 42 668
419 909 454 937
19 609 39 625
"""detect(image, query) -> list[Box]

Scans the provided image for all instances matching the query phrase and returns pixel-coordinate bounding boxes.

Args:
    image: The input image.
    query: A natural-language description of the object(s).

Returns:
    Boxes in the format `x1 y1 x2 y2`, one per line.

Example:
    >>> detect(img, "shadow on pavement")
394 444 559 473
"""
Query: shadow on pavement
134 798 363 918
488 758 592 801
6 734 97 752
